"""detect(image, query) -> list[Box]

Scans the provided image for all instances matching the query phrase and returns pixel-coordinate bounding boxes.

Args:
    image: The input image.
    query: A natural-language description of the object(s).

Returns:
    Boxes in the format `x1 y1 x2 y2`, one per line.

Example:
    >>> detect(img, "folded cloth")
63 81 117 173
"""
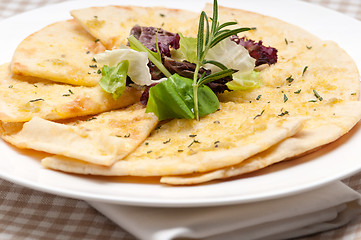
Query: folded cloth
89 181 361 240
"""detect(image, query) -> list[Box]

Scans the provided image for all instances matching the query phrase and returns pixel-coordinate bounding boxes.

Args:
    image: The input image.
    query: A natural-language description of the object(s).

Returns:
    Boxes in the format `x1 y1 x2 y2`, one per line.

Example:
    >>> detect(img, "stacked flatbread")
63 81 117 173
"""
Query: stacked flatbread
0 4 360 185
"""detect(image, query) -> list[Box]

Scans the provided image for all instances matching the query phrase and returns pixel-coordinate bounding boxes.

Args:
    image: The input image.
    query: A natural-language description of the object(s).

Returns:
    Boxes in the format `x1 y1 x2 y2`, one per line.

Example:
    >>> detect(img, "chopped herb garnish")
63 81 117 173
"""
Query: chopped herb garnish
254 109 265 119
188 139 201 147
283 94 288 103
160 13 165 17
302 66 308 76
294 89 301 94
8 85 13 88
189 134 197 138
89 64 97 68
313 89 323 101
178 149 184 152
68 89 74 94
29 98 44 102
256 95 262 100
92 57 97 62
285 38 293 45
62 94 71 97
306 45 312 50
86 117 97 121
163 138 171 144
278 110 289 116
214 120 220 124
97 69 102 74
286 75 294 83
147 150 152 154
145 142 149 145
308 100 317 102
124 133 131 138
351 92 356 95
33 84 38 88
95 39 100 43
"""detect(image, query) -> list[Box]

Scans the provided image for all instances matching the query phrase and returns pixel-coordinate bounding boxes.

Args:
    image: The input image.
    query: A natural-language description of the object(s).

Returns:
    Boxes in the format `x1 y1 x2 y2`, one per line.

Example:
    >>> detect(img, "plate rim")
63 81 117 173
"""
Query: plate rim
0 0 360 207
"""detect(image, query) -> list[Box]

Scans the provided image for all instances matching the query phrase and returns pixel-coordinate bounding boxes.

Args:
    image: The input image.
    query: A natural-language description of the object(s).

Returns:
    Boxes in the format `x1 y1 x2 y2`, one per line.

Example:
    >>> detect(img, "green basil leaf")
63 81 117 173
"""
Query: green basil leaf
99 60 128 100
146 74 219 121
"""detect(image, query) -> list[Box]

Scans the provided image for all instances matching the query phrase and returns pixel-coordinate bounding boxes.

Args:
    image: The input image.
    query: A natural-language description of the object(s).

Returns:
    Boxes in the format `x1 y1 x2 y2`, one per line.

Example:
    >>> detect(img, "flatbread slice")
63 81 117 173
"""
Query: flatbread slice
0 103 158 166
0 63 141 122
70 6 199 49
11 19 104 86
41 102 306 176
161 100 361 185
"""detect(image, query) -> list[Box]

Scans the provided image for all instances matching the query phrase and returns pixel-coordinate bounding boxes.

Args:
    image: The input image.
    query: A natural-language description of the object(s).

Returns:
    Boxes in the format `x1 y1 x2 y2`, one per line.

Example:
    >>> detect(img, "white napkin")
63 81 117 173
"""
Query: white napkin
89 181 361 240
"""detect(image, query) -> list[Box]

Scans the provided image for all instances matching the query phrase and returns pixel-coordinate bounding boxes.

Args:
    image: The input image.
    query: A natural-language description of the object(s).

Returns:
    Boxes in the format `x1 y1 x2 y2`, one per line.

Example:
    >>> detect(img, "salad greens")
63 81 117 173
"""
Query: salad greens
227 71 261 91
128 35 171 78
97 0 262 121
95 48 155 86
178 33 197 64
146 74 219 120
99 60 129 99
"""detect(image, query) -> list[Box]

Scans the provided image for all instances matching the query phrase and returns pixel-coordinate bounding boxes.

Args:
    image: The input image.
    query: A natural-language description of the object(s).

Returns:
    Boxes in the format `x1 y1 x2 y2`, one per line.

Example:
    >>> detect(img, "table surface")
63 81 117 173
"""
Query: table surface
0 0 360 239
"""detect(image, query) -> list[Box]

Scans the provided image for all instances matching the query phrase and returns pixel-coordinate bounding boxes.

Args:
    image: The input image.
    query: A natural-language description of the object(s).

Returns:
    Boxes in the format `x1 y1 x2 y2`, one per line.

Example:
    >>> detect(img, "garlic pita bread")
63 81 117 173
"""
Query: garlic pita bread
70 6 199 49
161 100 361 184
0 63 141 122
1 103 158 166
2 3 360 187
11 19 104 86
41 5 361 184
41 102 306 176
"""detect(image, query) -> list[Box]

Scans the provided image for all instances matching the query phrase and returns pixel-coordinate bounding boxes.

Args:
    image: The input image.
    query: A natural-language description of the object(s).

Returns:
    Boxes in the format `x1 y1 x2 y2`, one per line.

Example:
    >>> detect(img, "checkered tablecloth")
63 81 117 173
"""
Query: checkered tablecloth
0 0 360 239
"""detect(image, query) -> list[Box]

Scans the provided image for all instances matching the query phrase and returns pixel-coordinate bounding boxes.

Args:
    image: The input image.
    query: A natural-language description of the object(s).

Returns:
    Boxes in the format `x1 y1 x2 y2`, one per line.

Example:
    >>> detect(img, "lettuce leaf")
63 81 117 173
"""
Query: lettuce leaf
95 49 154 86
204 38 255 73
178 33 197 63
226 70 261 90
99 60 129 99
146 74 219 120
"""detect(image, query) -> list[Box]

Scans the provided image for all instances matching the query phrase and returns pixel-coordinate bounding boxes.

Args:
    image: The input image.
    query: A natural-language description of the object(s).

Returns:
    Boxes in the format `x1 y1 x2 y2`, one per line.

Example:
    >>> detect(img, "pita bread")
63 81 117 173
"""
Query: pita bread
1 104 158 166
161 100 361 184
2 4 360 186
41 101 306 176
71 6 199 49
0 63 141 122
11 19 104 86
41 5 361 183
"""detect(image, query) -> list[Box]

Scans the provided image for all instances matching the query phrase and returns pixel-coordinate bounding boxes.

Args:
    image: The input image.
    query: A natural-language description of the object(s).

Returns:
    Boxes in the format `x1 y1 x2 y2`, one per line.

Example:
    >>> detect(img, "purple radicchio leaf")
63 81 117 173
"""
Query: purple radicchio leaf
230 35 278 66
130 25 180 57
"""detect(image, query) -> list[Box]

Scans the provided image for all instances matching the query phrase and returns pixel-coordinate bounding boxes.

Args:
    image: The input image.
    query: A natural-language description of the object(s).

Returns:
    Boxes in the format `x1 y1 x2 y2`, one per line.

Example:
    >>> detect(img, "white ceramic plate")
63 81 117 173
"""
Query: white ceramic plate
0 0 360 207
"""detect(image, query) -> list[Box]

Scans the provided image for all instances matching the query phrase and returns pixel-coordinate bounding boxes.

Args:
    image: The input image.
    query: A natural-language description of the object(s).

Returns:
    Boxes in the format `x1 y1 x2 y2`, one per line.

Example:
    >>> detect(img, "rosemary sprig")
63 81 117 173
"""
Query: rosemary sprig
192 0 253 120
